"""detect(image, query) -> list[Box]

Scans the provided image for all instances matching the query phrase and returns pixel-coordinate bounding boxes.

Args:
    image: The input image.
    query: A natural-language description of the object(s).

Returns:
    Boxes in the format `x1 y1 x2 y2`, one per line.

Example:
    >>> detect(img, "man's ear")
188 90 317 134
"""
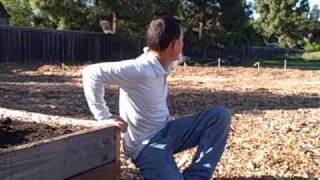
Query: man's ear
171 40 178 50
170 40 176 50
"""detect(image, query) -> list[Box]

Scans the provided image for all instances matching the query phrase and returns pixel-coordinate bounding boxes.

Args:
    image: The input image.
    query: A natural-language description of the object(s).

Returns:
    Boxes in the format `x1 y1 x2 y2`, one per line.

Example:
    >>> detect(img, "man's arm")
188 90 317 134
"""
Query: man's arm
82 60 145 130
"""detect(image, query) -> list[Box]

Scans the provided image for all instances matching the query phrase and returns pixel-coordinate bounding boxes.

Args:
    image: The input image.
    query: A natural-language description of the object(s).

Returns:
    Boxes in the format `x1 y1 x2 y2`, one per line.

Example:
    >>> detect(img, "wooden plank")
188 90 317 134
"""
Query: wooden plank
0 107 116 128
0 125 119 180
67 160 120 180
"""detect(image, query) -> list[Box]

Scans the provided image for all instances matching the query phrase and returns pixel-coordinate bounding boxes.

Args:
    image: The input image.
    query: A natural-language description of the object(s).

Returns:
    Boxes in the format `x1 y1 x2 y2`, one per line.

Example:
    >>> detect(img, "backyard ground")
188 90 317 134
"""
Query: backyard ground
0 63 319 179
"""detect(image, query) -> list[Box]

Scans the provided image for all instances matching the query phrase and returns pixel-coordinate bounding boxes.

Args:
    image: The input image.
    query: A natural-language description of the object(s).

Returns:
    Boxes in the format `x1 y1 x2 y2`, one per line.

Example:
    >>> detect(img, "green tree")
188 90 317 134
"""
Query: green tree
219 0 249 33
178 0 222 62
307 4 320 42
179 0 220 42
254 0 309 48
119 0 179 36
309 4 320 23
1 0 34 26
179 0 254 50
218 0 252 48
90 0 123 33
84 0 179 35
28 0 179 34
29 0 97 31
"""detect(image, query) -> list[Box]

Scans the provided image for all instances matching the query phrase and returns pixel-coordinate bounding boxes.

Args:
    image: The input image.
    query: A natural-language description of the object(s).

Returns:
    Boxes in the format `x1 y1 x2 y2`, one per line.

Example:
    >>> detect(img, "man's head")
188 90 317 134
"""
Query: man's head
146 16 183 62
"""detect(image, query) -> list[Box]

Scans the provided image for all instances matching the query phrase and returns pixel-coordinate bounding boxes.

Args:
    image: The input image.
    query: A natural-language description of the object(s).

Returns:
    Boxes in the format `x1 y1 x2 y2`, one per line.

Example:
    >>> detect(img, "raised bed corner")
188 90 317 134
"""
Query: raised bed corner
0 108 120 180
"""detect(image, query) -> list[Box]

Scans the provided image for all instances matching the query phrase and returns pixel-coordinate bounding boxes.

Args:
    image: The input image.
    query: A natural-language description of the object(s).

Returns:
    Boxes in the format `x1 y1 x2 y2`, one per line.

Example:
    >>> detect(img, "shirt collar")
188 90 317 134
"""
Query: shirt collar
143 52 172 76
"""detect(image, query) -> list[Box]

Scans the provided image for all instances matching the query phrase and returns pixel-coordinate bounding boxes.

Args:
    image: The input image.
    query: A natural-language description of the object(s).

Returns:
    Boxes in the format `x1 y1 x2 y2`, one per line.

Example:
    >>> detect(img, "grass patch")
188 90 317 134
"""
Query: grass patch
301 51 320 61
243 51 320 69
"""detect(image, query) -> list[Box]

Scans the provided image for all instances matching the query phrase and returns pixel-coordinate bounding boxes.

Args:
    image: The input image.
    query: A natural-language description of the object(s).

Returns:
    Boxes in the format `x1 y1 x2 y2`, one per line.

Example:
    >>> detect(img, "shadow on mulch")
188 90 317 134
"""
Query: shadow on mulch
0 62 83 75
168 88 319 115
0 78 318 119
0 74 76 83
0 63 80 83
0 63 55 74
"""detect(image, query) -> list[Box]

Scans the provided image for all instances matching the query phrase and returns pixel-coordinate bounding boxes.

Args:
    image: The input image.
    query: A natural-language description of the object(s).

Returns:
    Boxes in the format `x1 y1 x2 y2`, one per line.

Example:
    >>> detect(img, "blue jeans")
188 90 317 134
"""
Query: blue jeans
134 106 232 180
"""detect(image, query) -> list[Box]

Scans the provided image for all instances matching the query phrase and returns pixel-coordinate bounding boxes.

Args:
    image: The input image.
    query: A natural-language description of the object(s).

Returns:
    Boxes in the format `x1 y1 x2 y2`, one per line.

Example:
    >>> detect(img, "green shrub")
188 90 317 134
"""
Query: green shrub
304 42 320 52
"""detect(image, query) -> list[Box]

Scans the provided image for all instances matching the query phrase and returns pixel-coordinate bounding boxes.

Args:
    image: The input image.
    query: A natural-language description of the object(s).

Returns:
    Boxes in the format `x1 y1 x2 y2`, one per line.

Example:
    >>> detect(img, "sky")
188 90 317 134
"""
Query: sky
309 0 320 9
247 0 320 19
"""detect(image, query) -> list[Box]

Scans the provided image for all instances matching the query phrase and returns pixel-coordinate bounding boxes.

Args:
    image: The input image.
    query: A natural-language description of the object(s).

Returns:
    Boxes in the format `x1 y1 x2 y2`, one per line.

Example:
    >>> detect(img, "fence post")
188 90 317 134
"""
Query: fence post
284 59 287 70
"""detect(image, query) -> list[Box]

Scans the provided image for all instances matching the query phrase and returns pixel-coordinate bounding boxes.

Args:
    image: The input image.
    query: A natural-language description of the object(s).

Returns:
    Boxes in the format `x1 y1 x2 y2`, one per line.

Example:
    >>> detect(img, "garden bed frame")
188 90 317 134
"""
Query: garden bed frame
0 107 120 180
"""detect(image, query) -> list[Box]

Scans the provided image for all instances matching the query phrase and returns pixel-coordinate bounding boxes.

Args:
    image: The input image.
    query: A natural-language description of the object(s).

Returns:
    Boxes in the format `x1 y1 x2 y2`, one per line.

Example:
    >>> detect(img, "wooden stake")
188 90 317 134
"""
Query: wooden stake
254 61 260 71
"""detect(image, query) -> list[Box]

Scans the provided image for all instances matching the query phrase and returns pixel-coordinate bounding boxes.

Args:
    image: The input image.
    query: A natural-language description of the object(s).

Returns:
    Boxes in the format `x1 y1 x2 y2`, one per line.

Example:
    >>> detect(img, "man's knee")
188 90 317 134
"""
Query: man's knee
206 106 232 127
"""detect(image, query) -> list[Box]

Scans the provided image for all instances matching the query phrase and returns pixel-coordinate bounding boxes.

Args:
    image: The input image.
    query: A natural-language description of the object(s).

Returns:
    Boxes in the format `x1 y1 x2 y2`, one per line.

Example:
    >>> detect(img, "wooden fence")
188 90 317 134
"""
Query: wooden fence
0 26 303 65
0 26 144 64
184 46 303 62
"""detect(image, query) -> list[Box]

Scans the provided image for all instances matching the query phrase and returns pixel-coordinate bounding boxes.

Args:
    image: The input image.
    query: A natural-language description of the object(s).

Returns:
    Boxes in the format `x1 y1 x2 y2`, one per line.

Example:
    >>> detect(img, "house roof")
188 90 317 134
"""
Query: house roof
0 2 10 18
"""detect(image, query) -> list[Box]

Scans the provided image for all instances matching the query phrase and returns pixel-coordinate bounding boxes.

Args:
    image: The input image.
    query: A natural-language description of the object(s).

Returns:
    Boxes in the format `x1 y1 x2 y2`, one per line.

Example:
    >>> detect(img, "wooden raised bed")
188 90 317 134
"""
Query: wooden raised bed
0 107 120 180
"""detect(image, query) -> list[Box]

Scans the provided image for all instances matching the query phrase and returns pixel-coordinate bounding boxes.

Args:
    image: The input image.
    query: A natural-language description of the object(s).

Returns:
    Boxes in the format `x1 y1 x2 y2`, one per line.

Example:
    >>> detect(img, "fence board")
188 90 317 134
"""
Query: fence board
0 26 303 65
0 26 142 64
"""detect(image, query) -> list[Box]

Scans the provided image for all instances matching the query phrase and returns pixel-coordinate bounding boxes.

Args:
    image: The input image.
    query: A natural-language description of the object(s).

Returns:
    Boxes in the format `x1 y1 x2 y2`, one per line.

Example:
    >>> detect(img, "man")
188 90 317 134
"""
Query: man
82 16 231 180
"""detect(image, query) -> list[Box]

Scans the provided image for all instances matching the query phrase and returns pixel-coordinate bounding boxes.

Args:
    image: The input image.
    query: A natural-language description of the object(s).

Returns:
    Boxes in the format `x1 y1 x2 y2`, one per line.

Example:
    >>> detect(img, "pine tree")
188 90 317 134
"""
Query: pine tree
310 5 320 23
218 0 251 47
179 0 220 42
254 0 309 48
29 0 95 31
1 0 34 27
308 4 320 42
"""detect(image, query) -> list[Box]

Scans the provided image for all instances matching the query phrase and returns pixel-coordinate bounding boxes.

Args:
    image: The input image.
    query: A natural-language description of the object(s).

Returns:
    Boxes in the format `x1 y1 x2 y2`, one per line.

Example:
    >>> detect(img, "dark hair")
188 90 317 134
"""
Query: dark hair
146 16 182 51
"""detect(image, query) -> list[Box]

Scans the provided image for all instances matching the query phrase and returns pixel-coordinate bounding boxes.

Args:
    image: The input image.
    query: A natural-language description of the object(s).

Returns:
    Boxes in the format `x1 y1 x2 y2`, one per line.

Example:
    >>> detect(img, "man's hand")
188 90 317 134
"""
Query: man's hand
105 115 128 132
95 115 128 132
109 115 128 132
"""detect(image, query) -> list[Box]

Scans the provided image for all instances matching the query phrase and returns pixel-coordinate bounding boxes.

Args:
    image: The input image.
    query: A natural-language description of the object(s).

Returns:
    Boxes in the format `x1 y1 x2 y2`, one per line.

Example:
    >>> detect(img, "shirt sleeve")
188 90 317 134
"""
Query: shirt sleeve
82 60 146 121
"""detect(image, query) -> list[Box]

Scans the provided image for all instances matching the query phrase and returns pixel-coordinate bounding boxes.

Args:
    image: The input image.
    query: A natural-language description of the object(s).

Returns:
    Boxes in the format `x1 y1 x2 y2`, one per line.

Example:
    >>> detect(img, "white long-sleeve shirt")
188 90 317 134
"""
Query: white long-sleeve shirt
82 52 173 159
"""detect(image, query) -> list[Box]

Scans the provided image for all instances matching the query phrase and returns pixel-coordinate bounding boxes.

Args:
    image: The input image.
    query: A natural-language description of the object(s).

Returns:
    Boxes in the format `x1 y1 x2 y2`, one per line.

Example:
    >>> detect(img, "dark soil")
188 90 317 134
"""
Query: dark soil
0 117 83 150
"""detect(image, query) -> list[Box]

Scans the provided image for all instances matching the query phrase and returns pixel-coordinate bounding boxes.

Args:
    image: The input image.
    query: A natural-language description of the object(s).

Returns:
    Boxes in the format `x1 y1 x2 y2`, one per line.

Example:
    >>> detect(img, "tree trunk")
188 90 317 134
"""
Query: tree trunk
199 21 203 41
112 12 117 34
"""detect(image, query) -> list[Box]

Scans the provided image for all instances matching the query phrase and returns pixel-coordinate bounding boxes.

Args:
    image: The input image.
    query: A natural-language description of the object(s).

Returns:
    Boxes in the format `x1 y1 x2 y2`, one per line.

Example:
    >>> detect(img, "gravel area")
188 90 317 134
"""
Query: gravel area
0 64 319 179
